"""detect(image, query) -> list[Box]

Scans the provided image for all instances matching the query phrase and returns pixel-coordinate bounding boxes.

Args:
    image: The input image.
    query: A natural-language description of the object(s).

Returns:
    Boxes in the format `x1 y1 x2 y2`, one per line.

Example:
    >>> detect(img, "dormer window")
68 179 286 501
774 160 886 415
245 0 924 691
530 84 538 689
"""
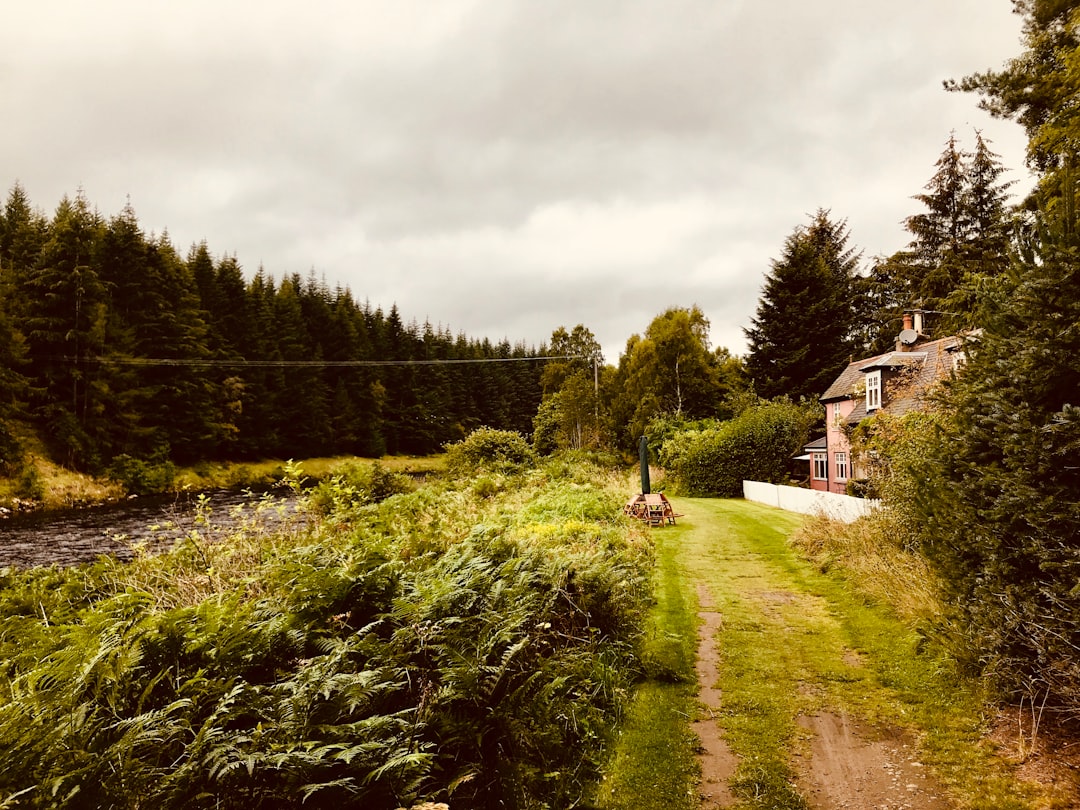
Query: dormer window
866 370 881 411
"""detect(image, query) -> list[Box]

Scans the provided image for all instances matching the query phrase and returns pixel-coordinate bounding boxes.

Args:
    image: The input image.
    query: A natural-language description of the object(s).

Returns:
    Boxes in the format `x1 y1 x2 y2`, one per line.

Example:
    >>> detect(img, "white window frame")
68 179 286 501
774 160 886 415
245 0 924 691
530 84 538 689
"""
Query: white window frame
812 453 828 480
832 402 842 424
835 452 849 481
865 370 881 411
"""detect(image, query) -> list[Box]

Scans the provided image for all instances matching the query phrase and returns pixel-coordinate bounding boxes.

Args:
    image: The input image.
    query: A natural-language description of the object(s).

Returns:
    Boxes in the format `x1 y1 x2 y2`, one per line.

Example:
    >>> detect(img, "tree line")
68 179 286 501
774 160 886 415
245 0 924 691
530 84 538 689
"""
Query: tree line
0 190 543 474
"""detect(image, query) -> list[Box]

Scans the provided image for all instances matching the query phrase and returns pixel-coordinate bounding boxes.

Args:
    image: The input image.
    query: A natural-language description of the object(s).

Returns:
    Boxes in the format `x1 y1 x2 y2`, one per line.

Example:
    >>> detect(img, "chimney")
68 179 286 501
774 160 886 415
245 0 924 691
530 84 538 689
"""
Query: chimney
896 310 918 352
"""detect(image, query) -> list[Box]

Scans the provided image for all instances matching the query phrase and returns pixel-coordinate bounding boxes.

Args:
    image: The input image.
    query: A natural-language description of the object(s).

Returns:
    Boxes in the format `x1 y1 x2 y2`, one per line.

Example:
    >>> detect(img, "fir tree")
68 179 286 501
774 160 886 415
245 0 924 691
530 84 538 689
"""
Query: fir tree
866 132 1014 342
744 210 863 401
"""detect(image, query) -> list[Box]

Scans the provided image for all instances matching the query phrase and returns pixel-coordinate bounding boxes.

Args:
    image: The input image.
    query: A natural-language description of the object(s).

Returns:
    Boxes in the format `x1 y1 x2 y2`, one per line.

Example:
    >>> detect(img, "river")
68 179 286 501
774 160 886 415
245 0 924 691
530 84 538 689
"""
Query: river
0 488 301 569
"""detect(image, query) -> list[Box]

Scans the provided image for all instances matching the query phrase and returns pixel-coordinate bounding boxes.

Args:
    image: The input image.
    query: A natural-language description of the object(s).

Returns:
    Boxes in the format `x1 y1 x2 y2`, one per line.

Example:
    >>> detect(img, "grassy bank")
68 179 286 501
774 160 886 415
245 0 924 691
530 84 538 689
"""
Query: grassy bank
0 445 445 513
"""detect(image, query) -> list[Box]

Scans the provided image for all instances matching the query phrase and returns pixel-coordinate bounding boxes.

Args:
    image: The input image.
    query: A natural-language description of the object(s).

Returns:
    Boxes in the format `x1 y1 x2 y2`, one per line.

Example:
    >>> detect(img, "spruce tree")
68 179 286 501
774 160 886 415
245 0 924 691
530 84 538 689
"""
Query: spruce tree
22 193 107 468
744 210 862 401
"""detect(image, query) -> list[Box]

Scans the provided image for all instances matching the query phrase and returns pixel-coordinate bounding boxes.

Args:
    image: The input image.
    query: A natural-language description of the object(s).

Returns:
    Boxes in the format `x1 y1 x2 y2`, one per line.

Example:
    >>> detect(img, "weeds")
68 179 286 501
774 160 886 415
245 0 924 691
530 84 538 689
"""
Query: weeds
790 508 943 623
0 455 649 809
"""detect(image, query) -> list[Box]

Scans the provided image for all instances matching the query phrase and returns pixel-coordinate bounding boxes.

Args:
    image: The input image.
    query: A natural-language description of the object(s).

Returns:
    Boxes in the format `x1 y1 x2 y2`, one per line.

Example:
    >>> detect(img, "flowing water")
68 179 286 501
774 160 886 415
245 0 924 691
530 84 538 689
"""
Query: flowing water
0 488 300 569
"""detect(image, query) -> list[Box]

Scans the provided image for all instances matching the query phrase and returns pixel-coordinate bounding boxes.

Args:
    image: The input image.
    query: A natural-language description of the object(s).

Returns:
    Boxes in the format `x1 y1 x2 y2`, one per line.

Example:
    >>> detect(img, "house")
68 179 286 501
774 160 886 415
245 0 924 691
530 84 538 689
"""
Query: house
805 311 969 494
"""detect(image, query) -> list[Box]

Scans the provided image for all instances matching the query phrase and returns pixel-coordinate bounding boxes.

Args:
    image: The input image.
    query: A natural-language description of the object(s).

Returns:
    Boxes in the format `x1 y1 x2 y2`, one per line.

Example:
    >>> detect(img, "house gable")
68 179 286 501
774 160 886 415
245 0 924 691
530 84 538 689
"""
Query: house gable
810 321 972 494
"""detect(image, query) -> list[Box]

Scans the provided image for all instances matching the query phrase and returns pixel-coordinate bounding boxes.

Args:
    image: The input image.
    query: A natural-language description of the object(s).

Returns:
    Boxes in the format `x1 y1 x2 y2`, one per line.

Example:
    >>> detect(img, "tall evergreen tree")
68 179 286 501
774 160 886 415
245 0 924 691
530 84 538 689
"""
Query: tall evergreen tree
863 132 1014 345
903 132 972 306
948 1 1080 188
915 206 1080 708
744 210 863 401
22 193 108 468
908 0 1080 711
0 185 39 451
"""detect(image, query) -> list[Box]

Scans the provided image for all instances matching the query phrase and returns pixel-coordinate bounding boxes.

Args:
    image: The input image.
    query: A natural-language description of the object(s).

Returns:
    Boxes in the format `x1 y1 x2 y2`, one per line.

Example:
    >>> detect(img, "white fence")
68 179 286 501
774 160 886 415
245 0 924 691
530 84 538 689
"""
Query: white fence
742 480 880 524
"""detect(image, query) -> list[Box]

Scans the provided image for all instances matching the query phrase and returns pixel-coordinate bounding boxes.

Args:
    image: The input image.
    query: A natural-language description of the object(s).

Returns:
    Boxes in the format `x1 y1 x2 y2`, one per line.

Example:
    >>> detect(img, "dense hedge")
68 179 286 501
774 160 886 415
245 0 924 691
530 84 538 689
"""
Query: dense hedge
0 455 651 809
661 401 815 497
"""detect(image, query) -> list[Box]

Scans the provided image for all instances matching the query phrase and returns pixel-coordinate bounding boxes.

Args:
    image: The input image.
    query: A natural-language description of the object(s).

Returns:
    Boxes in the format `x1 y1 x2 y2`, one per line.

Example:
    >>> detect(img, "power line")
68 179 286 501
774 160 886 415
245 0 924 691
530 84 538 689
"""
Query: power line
59 355 585 368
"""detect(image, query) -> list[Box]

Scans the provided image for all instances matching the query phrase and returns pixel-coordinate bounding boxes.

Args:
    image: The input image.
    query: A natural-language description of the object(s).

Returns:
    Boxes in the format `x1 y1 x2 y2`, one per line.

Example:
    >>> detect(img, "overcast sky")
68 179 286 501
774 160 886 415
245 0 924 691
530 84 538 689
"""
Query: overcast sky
2 1 1032 362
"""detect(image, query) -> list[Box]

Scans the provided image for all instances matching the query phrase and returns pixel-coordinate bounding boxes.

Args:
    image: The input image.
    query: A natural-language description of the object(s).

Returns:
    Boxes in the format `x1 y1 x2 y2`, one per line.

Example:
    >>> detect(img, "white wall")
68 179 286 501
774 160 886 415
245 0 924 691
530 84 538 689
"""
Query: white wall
742 480 880 524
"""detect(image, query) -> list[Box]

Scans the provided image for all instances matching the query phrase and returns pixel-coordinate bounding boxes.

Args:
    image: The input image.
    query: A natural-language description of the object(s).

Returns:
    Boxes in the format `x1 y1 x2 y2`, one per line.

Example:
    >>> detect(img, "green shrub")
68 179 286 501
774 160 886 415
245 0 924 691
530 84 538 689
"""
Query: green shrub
106 453 177 496
14 461 44 501
663 400 815 496
444 427 536 475
0 420 22 476
531 397 560 455
306 461 415 516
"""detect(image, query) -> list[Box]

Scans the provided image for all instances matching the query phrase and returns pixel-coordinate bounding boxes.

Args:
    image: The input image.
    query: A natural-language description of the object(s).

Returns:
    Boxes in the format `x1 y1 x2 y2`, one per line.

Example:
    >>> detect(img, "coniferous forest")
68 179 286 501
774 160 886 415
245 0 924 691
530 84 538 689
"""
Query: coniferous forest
0 186 544 472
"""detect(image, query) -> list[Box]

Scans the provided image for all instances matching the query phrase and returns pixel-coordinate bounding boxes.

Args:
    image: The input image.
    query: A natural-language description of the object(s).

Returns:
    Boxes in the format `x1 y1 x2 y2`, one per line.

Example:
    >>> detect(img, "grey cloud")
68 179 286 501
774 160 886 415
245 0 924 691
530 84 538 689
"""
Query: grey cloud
0 0 1033 361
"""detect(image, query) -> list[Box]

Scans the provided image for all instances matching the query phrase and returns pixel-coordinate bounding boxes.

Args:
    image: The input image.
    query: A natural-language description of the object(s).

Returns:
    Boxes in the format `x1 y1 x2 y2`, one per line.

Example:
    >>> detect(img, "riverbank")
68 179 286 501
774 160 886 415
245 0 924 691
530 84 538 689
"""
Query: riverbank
0 448 445 515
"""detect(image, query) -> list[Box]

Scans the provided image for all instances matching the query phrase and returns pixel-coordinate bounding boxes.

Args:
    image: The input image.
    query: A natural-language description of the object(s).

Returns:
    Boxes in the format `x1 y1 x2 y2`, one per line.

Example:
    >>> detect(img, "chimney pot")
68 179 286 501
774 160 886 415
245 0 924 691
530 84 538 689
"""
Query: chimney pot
903 312 914 331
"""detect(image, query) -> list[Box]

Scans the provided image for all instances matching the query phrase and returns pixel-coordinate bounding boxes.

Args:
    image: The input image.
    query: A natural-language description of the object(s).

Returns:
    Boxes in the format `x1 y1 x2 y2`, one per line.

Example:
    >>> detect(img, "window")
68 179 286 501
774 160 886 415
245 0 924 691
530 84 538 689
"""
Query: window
865 370 881 411
832 402 842 424
835 452 849 481
813 453 827 480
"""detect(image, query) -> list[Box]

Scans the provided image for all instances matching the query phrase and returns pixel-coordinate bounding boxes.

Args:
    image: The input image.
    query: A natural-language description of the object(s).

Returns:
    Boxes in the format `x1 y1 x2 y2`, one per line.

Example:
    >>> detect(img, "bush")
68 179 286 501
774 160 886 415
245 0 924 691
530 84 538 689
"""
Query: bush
663 400 816 496
106 453 177 496
847 410 946 545
14 461 44 501
0 420 22 476
444 427 536 475
305 461 415 516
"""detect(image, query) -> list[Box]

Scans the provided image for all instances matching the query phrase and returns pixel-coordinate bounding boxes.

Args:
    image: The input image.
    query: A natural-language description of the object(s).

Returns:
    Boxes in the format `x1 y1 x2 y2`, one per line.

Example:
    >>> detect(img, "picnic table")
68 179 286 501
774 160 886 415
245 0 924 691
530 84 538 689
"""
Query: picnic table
623 492 680 526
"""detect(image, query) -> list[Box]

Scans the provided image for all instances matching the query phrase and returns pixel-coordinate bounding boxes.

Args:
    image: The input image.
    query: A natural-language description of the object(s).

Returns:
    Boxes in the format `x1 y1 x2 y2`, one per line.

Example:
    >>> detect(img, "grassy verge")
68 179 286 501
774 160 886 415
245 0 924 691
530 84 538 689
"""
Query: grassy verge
592 525 700 810
0 457 649 809
609 497 1041 810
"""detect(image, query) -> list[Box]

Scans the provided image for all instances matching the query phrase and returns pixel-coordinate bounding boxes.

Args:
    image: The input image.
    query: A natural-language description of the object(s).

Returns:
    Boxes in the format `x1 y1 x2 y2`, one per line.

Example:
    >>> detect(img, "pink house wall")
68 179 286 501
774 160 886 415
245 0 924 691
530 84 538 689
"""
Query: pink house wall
824 399 854 495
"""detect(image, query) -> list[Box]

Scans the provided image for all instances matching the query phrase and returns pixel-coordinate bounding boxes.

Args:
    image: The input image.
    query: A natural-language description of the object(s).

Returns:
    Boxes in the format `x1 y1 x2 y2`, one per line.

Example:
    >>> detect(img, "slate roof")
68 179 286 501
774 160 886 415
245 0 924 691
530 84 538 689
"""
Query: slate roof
819 334 966 423
820 351 888 403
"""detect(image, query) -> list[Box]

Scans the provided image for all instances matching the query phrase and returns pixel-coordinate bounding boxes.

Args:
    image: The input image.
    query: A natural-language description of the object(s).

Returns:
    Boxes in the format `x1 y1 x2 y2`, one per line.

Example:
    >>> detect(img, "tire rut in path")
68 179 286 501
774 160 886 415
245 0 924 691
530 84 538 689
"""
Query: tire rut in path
692 581 952 810
693 583 738 809
794 711 952 810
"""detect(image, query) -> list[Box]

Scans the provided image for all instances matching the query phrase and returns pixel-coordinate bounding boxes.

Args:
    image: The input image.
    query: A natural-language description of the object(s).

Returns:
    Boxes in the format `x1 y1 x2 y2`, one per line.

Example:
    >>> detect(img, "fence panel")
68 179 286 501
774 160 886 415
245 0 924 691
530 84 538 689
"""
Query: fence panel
742 481 879 523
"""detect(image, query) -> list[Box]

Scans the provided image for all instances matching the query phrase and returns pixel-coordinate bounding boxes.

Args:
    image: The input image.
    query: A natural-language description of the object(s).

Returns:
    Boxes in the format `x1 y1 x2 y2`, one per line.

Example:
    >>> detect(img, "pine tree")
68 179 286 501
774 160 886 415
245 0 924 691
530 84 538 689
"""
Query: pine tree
22 192 108 468
948 1 1080 182
744 210 863 401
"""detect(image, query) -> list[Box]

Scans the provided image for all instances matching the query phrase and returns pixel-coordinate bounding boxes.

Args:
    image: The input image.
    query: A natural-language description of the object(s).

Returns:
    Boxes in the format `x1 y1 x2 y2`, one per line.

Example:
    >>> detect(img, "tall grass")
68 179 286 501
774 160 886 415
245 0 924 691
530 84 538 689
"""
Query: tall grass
0 456 651 809
790 507 943 624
